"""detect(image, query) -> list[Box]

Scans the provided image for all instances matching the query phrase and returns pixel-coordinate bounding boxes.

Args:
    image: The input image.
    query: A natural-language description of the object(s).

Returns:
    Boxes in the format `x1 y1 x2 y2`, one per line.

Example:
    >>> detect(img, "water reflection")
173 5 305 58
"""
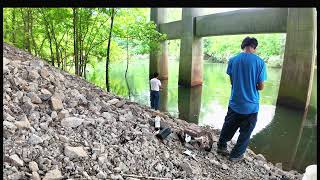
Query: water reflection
249 106 317 172
178 86 202 124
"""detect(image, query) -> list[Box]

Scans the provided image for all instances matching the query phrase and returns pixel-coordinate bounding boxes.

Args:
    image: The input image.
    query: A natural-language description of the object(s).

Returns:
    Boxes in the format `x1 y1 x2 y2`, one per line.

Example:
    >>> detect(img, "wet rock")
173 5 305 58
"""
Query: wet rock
275 162 282 170
61 117 84 128
64 146 88 159
255 154 266 161
263 164 271 171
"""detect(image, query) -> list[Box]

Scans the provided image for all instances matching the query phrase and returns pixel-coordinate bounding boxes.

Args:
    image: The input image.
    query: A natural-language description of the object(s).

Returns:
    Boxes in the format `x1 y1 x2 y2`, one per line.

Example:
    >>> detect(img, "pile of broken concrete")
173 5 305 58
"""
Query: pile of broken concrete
3 43 303 179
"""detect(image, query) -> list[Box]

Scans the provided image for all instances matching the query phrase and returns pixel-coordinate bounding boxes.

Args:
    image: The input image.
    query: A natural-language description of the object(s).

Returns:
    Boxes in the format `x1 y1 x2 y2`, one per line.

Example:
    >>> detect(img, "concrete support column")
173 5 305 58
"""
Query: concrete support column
178 86 202 124
150 8 168 80
277 8 317 111
178 8 203 87
159 80 168 112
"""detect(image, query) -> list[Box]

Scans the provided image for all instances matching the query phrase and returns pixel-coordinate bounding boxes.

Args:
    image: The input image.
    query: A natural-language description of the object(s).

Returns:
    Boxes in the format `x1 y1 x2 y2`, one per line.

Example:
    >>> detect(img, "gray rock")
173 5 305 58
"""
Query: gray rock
58 135 69 143
64 146 88 159
110 174 124 180
255 154 266 161
40 68 49 78
263 164 271 171
58 110 69 119
61 117 84 128
29 161 39 172
3 121 17 131
14 115 31 129
27 92 42 104
41 88 52 95
275 162 282 170
119 162 129 172
32 172 41 180
42 169 63 180
50 96 63 111
221 163 228 170
155 163 163 172
29 134 43 145
96 171 107 179
28 70 40 80
30 60 44 70
82 171 91 180
107 98 119 105
9 154 24 166
115 101 126 108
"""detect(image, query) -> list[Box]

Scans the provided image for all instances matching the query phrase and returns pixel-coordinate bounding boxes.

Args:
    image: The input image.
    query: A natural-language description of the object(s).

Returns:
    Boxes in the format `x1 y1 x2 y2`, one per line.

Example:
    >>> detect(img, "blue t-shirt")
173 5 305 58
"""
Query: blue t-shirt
227 52 267 114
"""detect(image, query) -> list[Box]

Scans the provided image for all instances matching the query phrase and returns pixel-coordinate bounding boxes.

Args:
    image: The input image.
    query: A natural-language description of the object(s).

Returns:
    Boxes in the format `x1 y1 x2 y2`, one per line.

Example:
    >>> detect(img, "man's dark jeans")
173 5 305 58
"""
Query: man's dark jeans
150 90 160 110
218 107 258 158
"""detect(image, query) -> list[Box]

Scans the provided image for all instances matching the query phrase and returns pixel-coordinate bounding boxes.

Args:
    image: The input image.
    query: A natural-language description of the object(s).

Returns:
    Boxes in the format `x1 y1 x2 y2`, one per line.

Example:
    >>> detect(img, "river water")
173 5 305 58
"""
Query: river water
96 58 317 173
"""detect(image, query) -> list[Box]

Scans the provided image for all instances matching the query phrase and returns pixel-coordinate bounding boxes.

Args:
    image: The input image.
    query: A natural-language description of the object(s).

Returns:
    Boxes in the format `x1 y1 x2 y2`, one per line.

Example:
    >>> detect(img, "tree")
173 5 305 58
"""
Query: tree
106 8 116 92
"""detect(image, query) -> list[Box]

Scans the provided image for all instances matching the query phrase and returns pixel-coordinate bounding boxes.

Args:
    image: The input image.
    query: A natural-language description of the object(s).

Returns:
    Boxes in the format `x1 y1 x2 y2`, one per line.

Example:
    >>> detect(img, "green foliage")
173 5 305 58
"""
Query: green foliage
203 34 286 67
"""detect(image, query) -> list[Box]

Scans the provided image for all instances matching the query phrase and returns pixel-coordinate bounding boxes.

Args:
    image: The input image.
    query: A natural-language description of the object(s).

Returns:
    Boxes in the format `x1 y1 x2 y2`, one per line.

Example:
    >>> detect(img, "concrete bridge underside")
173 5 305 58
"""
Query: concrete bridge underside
150 8 317 111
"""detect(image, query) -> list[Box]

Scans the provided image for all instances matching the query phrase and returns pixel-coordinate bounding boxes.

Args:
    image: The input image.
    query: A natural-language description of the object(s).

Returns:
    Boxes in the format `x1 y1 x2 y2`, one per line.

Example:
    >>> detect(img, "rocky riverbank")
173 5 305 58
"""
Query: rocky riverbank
3 43 302 179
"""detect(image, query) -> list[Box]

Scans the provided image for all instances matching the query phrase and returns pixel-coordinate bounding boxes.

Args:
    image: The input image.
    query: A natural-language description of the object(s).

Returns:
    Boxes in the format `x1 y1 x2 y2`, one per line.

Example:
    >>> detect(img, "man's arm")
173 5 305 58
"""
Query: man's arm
229 76 232 86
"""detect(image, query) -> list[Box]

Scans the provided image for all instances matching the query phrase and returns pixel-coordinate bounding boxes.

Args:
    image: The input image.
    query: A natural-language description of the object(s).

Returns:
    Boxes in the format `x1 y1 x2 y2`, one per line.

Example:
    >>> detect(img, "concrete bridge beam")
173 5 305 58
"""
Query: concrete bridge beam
277 8 317 111
178 8 203 87
150 8 168 80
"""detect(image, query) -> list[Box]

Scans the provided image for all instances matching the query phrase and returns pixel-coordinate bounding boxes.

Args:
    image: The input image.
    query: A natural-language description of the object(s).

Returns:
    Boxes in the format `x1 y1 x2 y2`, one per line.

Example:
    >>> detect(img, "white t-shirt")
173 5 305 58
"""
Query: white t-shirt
150 78 161 91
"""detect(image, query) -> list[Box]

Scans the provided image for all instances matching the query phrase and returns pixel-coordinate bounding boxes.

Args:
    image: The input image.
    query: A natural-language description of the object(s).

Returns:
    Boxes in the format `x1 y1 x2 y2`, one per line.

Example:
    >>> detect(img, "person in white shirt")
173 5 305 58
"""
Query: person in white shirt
150 72 162 110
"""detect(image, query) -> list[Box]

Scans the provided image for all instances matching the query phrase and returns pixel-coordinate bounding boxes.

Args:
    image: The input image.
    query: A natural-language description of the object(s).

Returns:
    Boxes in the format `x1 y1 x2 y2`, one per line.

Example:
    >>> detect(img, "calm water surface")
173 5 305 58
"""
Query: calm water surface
105 58 317 173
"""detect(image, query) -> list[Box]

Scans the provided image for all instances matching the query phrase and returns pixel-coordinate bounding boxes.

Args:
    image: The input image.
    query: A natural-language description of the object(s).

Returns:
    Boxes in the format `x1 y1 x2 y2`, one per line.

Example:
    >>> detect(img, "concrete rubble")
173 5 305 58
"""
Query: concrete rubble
3 43 303 179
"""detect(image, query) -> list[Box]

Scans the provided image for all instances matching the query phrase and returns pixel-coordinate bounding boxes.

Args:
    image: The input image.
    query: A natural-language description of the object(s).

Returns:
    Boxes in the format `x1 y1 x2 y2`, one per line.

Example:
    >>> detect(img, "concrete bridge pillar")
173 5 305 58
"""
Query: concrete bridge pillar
277 8 317 111
159 80 168 112
178 8 203 87
150 8 168 80
178 86 202 124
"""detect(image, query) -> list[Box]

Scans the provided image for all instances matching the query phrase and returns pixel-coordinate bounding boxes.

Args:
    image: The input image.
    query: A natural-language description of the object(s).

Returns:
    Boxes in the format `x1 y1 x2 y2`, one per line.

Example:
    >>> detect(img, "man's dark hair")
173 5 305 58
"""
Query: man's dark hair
153 72 159 78
241 37 258 50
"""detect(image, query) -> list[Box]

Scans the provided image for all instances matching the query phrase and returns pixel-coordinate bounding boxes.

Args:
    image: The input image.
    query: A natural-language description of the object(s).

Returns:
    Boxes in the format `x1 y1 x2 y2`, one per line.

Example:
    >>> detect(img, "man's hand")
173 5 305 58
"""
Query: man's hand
257 82 264 90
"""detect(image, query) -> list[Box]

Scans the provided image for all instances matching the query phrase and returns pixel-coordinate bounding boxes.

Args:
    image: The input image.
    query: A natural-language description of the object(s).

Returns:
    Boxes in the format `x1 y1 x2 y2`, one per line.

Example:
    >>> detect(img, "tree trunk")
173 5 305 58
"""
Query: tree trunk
48 34 54 66
73 8 79 75
26 9 31 53
125 36 129 79
30 9 38 56
106 8 115 92
11 9 16 44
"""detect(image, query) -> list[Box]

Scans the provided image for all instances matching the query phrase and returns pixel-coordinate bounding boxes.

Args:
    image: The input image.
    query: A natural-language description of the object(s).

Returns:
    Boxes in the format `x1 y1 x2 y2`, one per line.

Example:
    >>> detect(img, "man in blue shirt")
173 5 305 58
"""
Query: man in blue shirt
217 37 267 161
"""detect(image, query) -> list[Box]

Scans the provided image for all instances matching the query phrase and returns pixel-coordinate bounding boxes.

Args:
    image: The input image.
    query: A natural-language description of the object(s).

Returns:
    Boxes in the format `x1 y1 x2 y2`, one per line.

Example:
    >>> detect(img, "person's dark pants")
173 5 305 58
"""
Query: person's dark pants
218 107 258 158
150 90 160 110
